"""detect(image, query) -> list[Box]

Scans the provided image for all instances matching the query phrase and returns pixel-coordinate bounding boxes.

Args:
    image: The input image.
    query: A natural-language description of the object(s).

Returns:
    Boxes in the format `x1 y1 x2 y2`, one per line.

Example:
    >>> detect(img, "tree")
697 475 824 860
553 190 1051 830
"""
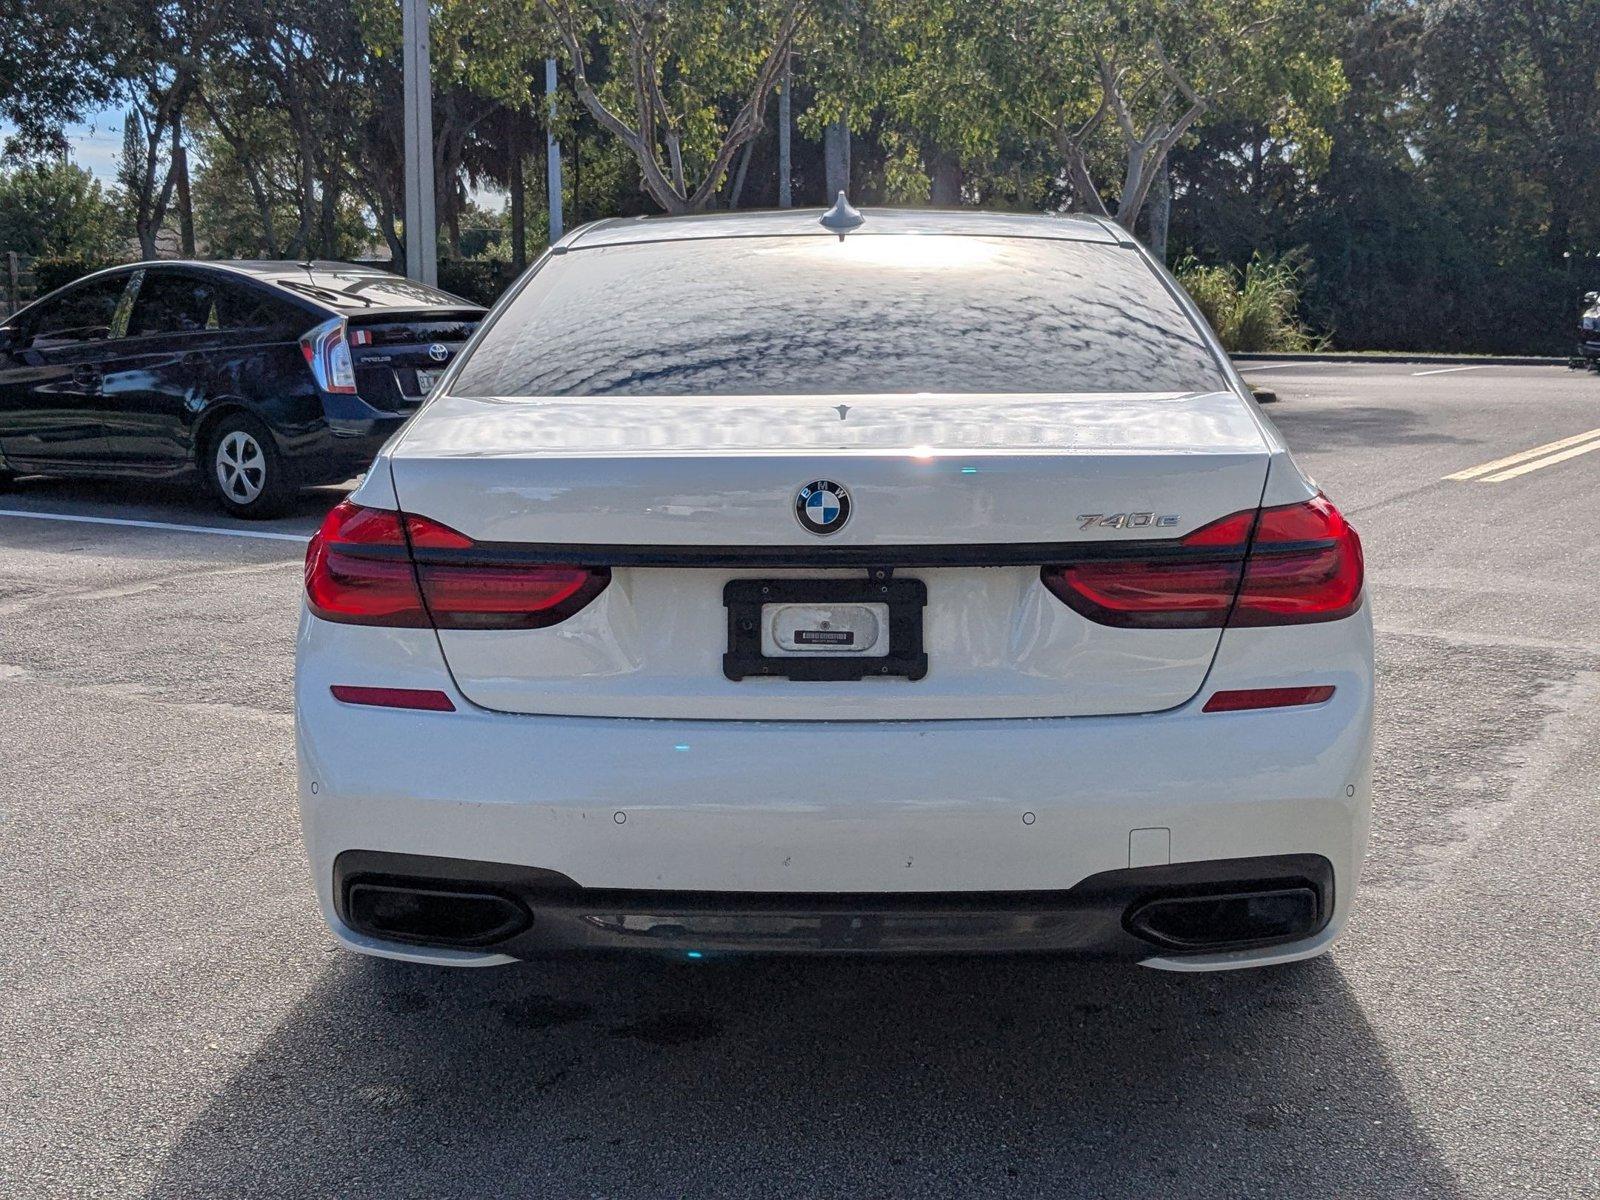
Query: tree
1012 0 1344 232
0 1 122 155
111 1 229 257
1417 0 1600 266
540 0 811 214
0 160 125 258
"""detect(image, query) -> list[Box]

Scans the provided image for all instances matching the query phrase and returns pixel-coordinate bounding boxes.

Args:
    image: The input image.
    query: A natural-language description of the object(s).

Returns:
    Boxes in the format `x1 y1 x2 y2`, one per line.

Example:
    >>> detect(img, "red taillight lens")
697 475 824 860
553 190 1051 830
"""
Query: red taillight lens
1040 495 1363 629
1232 494 1364 626
304 500 609 629
304 501 429 626
416 563 608 630
1040 510 1252 629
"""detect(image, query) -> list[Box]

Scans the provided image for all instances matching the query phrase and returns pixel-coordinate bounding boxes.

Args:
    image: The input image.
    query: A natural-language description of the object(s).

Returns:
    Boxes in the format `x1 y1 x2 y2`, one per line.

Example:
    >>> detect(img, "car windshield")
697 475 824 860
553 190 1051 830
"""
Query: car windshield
453 234 1228 398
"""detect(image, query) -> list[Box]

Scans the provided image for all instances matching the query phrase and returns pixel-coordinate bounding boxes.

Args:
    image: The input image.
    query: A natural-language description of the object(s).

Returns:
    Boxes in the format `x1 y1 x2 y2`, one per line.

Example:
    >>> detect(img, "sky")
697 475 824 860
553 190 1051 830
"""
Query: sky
2 108 127 184
2 106 510 212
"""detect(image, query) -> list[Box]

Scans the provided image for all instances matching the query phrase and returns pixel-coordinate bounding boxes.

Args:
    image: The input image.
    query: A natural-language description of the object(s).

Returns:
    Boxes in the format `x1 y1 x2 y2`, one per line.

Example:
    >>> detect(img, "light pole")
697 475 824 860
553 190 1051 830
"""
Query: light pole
401 0 438 285
777 54 791 208
546 58 563 243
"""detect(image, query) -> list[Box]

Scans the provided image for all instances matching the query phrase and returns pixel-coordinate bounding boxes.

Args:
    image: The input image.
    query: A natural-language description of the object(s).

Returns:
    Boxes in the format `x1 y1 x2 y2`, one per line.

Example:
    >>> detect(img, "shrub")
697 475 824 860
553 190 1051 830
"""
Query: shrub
436 258 516 307
1174 252 1323 353
32 255 126 296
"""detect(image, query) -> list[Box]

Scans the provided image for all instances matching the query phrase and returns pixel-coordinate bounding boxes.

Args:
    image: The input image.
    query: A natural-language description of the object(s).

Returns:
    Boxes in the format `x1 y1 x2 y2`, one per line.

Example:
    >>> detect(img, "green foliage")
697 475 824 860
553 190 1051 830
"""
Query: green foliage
32 255 126 294
3 0 1596 351
1175 252 1321 352
0 160 126 259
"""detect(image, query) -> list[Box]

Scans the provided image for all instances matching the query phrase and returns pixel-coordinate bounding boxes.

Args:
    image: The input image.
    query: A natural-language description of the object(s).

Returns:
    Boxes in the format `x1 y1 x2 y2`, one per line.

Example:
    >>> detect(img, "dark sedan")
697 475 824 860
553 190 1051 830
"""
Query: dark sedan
0 261 484 516
1579 289 1600 372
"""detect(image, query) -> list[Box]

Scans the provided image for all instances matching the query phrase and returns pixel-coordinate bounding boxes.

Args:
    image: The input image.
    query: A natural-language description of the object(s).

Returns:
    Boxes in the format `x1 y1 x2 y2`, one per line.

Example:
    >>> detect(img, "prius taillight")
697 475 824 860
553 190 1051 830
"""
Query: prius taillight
304 500 609 629
1041 495 1363 629
300 318 358 395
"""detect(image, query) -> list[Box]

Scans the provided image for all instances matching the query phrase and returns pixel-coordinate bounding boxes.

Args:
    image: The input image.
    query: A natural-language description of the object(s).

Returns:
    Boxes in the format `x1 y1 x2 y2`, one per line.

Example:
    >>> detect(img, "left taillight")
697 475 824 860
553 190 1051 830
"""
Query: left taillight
300 317 358 394
304 500 609 629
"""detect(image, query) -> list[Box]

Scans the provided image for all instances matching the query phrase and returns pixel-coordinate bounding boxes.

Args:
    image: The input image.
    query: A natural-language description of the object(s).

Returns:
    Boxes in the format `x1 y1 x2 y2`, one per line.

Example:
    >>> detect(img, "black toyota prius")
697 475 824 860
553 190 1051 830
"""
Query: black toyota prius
0 261 484 517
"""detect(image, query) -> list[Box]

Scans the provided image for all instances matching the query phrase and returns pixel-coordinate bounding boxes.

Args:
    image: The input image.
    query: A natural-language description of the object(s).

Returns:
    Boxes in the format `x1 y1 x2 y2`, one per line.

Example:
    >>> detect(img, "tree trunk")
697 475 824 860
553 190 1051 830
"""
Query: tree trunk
1147 158 1170 263
729 137 755 208
318 176 338 257
824 118 850 200
572 134 581 223
928 149 962 206
171 118 195 257
1114 139 1151 228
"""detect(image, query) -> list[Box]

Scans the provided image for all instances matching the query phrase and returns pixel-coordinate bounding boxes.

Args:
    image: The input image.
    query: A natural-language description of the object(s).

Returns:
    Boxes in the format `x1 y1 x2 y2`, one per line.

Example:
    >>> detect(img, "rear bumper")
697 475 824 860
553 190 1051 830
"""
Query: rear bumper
332 849 1335 959
295 618 1374 971
283 411 407 485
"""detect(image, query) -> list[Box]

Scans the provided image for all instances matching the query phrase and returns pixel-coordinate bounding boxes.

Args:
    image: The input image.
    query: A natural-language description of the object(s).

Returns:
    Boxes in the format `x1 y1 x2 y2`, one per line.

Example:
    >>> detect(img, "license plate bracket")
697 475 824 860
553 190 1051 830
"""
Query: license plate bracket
723 578 928 682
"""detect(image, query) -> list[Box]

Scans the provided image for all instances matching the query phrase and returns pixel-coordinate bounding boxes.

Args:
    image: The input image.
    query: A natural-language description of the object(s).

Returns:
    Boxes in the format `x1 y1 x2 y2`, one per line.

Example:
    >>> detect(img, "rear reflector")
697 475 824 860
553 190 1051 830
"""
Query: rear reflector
331 685 456 711
304 500 609 630
1202 686 1335 713
1041 494 1363 629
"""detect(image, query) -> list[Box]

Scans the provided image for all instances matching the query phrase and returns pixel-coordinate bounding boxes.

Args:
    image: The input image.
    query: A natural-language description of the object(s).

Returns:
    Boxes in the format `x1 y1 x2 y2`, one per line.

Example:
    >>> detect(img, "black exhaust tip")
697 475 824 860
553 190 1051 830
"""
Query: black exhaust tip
346 881 531 948
1125 886 1322 952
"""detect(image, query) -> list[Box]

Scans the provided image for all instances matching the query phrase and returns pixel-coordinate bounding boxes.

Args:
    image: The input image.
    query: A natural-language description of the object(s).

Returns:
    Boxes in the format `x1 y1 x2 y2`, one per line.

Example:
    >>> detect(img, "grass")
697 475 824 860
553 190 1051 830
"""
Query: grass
1174 252 1324 354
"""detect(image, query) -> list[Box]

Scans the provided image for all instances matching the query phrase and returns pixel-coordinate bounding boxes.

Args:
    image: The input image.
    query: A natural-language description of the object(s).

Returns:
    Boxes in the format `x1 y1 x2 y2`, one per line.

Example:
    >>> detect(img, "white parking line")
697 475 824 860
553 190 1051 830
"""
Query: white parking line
0 508 311 542
1445 428 1600 482
1235 362 1325 372
1412 364 1492 376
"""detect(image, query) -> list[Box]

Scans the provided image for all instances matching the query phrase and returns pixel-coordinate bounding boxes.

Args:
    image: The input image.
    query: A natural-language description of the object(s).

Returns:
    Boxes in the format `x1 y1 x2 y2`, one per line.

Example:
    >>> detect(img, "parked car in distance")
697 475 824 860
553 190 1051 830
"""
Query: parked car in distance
297 203 1374 972
1578 290 1600 372
0 261 484 517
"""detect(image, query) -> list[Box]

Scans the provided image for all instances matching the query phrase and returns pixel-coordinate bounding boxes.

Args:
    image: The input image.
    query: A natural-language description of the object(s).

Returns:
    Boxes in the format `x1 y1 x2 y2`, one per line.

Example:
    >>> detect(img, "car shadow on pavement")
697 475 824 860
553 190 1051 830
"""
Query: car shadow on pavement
151 951 1458 1200
2 473 348 524
1266 405 1477 450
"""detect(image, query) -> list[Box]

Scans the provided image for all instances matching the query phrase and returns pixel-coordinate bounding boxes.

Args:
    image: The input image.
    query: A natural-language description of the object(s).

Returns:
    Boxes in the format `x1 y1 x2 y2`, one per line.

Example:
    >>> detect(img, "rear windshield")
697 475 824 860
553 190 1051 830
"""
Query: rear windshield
453 235 1228 397
274 269 469 311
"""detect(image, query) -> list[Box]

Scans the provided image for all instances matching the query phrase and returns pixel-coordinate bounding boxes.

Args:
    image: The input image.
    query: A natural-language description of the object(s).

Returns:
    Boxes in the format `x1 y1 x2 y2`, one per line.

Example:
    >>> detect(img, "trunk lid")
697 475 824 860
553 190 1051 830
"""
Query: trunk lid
388 390 1271 720
346 310 481 413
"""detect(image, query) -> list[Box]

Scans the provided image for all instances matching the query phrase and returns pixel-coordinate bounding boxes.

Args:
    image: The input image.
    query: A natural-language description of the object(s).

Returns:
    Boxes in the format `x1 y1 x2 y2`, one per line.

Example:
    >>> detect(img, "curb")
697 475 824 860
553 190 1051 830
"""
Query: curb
1231 352 1563 367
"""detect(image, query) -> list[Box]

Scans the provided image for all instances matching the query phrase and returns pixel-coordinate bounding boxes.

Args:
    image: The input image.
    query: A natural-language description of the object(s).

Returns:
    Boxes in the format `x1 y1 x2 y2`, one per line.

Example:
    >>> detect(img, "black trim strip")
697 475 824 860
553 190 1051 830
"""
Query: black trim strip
343 534 1335 571
407 538 1265 569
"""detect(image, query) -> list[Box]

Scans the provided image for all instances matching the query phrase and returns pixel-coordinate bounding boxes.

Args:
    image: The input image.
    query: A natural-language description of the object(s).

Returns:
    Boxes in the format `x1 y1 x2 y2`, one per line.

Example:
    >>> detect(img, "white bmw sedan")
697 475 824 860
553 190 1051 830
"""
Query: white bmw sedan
295 206 1371 971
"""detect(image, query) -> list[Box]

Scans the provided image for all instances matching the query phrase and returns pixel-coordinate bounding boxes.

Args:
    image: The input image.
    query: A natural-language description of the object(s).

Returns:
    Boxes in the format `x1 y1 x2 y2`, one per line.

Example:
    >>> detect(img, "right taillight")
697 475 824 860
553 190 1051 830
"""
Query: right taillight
304 500 609 630
1041 494 1362 629
1231 494 1363 626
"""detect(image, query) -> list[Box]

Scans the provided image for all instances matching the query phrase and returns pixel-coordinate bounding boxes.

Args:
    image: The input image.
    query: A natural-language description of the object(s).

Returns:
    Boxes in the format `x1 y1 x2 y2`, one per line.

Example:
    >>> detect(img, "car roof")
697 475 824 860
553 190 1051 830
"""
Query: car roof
104 259 482 313
562 207 1127 250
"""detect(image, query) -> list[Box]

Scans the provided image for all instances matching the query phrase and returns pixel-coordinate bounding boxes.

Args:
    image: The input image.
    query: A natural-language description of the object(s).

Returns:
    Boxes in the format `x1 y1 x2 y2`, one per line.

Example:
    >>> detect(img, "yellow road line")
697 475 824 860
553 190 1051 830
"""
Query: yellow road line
1444 428 1600 481
1481 437 1600 482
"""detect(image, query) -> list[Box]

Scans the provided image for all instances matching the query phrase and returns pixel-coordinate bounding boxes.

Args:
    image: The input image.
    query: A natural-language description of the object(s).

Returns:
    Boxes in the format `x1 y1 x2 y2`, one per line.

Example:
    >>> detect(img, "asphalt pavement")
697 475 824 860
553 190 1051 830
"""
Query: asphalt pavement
2 362 1597 1199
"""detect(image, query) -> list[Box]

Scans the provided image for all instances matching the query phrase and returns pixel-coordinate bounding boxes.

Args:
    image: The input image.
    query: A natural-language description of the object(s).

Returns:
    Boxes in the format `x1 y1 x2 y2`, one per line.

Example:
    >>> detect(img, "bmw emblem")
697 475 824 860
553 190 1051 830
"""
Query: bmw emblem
796 480 851 536
427 343 450 363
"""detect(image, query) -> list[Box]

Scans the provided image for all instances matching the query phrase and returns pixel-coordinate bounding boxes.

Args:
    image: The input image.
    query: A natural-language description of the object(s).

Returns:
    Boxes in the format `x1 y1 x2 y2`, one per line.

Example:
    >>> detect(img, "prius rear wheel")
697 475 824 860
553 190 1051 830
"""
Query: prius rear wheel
204 415 295 519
